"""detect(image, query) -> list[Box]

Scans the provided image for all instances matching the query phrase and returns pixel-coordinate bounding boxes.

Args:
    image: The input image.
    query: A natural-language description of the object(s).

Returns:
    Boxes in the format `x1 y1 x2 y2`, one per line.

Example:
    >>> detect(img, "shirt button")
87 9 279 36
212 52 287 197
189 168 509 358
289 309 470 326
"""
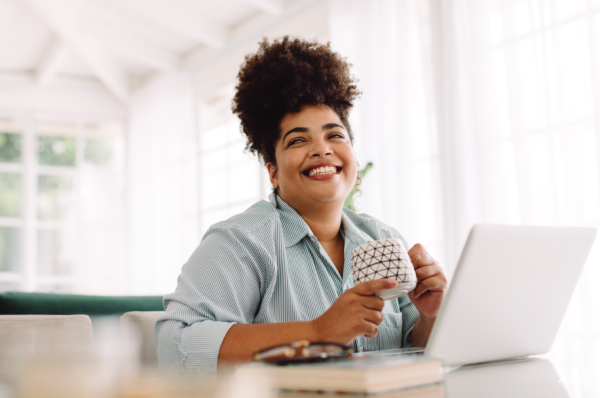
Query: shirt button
358 347 364 352
343 284 347 290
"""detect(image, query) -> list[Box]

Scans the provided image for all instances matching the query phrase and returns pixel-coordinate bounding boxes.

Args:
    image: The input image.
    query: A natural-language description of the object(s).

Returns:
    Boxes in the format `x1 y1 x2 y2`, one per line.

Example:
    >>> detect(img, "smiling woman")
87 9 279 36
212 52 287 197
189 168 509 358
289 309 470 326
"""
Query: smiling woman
155 36 447 377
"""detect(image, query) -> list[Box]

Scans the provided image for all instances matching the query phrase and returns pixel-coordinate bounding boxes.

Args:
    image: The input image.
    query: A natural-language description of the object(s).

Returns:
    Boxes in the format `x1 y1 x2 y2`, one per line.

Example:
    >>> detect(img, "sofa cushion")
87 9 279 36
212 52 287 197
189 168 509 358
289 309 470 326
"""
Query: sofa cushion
120 311 165 370
0 292 164 316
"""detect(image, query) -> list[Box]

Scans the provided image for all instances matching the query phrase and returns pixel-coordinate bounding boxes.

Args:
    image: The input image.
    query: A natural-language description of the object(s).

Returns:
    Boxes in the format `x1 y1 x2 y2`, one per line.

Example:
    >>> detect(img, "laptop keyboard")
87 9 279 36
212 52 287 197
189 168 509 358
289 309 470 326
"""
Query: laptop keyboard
353 347 426 358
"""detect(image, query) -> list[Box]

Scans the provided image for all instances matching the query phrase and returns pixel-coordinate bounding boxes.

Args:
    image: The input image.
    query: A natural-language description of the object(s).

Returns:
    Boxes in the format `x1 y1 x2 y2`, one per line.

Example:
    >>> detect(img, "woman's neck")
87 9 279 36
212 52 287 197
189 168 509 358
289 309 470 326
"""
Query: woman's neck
282 196 344 244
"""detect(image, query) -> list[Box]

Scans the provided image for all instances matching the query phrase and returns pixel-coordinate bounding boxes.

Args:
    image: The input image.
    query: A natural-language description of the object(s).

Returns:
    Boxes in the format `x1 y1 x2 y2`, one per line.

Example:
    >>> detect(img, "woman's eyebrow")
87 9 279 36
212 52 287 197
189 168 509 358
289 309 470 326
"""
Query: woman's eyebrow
282 127 308 142
322 123 345 131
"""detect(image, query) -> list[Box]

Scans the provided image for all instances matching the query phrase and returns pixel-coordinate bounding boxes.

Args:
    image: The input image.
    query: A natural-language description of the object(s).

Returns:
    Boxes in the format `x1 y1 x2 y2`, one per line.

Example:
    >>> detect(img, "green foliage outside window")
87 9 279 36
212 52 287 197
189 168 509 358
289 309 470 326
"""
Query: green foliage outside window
37 175 73 220
0 132 21 163
85 138 114 165
0 227 20 272
0 173 21 217
38 136 76 166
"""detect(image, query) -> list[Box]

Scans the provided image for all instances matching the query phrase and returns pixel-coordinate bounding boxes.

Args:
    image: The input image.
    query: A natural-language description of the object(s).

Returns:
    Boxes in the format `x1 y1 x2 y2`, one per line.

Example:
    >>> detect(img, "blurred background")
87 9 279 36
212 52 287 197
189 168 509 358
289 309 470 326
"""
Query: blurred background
0 0 599 389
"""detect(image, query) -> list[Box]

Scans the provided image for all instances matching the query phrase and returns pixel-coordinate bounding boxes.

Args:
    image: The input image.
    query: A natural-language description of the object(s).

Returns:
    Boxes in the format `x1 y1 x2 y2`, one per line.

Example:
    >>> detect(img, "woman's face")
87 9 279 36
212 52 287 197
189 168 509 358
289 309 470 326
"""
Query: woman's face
267 105 358 210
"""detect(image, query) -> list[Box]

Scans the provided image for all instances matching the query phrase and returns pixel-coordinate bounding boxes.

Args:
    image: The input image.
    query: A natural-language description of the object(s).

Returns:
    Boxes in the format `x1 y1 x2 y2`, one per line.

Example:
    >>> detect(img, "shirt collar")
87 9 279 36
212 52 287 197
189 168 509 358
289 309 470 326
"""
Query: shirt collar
340 210 372 246
269 193 314 247
269 193 371 248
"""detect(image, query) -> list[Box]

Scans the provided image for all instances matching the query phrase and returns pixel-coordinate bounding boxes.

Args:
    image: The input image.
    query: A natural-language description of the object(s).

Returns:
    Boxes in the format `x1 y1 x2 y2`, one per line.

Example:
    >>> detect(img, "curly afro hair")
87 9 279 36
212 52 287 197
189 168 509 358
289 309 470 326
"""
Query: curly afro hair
232 36 361 165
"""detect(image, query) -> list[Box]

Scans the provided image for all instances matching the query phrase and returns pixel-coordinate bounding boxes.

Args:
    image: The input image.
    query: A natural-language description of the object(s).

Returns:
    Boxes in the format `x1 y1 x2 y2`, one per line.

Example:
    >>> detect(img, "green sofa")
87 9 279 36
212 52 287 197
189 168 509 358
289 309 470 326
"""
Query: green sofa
0 292 164 316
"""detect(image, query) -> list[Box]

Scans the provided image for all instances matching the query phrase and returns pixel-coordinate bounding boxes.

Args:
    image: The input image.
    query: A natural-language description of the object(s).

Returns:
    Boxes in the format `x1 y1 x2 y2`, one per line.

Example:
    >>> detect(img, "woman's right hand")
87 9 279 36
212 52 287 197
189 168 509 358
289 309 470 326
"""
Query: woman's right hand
311 279 398 345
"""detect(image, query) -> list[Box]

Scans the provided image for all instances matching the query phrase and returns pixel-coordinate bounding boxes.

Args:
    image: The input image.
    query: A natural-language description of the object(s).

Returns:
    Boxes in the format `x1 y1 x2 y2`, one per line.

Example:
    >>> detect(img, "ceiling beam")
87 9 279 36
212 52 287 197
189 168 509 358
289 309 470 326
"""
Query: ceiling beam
183 0 320 70
86 22 178 72
22 0 129 104
244 0 284 15
120 0 226 48
35 36 68 86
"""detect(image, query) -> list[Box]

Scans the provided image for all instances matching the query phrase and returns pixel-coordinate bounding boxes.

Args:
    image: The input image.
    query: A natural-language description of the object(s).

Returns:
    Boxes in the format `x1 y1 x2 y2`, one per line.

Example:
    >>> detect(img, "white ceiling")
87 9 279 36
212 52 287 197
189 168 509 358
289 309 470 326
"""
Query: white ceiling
0 0 317 104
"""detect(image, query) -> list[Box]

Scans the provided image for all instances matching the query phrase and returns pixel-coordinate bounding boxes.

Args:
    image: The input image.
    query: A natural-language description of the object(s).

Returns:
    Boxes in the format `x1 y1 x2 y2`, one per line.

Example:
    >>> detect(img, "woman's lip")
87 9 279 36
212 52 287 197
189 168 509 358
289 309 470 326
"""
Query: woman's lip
301 162 342 174
302 168 342 180
302 166 343 177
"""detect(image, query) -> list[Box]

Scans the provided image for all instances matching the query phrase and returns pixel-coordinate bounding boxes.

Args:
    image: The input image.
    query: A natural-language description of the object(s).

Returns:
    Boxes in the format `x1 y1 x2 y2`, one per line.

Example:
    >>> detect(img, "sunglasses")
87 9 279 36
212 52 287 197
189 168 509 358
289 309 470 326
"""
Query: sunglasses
253 340 354 365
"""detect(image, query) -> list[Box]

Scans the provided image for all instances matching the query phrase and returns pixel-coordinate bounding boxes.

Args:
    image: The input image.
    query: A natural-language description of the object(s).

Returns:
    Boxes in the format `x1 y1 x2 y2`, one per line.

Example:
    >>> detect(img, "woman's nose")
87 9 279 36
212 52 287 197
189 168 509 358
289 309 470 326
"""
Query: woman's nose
310 141 333 157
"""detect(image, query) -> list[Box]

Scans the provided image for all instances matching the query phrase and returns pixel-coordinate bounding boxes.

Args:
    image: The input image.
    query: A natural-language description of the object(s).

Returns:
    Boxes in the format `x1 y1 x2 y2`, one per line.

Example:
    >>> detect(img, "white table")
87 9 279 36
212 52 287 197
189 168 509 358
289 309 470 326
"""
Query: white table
444 335 600 398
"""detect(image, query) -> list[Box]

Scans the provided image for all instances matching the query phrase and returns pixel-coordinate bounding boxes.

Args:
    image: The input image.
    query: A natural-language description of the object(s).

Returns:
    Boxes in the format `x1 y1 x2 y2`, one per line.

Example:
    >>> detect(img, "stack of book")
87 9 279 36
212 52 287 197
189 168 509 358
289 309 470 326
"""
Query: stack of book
242 355 444 397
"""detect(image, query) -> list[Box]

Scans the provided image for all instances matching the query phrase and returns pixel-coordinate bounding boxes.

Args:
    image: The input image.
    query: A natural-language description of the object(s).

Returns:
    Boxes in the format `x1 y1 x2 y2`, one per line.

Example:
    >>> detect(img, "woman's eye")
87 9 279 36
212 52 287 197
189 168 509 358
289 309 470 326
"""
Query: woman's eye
329 133 345 139
288 138 304 146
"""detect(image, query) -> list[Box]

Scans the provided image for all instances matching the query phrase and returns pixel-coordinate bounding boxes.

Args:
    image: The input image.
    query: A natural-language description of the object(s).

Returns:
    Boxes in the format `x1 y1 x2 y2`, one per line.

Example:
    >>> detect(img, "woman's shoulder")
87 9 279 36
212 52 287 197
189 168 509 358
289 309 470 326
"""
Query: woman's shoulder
206 199 280 236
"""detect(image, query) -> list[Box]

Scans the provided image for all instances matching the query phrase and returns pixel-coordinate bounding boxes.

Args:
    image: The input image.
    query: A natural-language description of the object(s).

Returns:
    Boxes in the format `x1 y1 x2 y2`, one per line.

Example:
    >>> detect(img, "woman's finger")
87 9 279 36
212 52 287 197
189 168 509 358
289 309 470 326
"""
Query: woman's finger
412 275 446 298
415 265 443 281
410 252 437 268
360 295 385 311
408 243 427 258
353 279 397 296
362 308 385 326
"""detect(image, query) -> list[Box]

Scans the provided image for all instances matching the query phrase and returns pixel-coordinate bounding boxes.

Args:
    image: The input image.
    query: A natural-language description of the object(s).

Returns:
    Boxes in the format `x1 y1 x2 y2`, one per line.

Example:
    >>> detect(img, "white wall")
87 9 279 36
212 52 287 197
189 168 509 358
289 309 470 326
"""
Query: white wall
126 71 199 295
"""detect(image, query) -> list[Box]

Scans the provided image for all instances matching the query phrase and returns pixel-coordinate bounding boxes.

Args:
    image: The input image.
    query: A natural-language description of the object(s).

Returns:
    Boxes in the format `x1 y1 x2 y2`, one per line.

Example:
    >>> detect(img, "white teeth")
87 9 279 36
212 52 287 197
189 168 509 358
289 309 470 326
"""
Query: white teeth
308 166 338 177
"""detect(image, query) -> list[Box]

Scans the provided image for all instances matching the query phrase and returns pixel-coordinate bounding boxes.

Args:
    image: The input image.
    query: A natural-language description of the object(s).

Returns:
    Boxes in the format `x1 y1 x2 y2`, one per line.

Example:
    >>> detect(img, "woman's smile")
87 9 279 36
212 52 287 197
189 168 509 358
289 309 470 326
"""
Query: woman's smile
302 162 343 179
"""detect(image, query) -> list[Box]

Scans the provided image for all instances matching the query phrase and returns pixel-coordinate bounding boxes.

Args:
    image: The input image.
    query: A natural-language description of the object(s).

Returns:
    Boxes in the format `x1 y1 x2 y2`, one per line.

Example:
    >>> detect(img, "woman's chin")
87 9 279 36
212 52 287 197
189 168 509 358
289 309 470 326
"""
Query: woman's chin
305 189 348 205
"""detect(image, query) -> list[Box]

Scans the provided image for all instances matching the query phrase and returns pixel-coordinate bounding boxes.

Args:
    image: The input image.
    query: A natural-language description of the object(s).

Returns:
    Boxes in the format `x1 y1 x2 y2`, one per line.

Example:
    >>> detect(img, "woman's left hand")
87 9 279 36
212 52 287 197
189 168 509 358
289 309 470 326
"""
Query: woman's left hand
407 243 447 319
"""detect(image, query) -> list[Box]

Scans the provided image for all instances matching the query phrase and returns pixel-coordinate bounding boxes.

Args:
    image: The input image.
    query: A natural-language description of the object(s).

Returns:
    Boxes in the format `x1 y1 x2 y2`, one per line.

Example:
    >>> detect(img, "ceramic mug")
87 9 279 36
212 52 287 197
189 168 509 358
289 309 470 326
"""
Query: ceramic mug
351 238 417 300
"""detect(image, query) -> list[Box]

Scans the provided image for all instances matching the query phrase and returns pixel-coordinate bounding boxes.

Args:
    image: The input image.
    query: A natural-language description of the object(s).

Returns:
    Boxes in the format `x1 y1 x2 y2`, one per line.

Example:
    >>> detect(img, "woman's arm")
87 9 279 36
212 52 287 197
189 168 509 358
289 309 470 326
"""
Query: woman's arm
218 278 398 364
411 314 436 347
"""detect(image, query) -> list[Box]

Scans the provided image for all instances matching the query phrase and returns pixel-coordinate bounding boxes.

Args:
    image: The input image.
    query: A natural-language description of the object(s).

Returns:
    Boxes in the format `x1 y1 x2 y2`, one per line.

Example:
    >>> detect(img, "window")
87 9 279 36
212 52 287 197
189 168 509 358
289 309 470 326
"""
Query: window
0 116 125 293
197 85 271 235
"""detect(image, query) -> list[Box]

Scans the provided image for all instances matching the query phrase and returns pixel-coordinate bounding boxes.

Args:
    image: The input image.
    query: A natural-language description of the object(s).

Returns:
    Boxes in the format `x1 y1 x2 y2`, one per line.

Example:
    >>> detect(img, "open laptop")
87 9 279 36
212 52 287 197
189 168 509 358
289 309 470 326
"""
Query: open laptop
360 224 597 366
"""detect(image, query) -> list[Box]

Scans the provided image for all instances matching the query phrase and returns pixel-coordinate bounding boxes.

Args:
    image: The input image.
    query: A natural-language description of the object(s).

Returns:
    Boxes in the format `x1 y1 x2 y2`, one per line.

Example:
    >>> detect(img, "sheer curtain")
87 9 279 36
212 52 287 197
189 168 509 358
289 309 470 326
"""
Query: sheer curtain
330 0 600 393
443 0 600 391
329 0 445 265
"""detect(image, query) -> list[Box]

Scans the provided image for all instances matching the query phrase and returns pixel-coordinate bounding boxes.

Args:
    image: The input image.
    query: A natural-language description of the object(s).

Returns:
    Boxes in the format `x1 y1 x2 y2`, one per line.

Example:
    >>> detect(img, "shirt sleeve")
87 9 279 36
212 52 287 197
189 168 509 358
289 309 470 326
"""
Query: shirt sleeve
155 224 271 376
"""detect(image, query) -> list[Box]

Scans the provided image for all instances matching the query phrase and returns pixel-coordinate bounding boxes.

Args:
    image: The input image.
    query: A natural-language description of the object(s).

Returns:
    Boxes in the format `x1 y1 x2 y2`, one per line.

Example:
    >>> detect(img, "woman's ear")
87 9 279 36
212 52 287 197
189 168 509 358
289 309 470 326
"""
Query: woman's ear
266 162 279 190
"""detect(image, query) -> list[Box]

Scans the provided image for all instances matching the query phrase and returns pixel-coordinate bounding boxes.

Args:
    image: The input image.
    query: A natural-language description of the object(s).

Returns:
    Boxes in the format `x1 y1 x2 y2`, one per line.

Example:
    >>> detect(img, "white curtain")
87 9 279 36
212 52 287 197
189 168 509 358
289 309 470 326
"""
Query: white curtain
329 0 446 265
330 0 600 393
127 71 200 295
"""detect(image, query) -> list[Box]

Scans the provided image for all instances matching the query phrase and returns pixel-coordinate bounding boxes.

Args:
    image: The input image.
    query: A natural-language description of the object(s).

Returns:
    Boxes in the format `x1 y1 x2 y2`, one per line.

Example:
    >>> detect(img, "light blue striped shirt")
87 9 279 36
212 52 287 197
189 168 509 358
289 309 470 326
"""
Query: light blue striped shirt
155 193 419 376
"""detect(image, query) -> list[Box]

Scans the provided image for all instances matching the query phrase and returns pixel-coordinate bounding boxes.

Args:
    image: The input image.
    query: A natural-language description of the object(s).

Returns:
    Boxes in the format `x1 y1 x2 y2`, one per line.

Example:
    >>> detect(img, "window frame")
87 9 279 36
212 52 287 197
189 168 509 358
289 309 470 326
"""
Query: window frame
0 115 125 292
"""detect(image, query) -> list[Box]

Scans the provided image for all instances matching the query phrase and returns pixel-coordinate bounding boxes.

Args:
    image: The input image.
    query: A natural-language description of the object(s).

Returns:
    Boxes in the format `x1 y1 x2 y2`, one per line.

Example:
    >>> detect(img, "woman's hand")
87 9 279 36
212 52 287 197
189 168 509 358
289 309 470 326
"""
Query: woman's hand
312 279 397 345
407 243 447 319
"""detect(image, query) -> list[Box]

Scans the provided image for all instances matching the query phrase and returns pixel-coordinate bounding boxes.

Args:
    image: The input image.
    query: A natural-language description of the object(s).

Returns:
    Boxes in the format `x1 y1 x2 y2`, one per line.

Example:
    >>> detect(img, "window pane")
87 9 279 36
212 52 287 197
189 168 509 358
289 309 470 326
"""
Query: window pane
0 227 20 272
84 137 116 166
37 136 76 166
0 132 21 163
37 175 75 220
38 229 71 276
0 173 21 217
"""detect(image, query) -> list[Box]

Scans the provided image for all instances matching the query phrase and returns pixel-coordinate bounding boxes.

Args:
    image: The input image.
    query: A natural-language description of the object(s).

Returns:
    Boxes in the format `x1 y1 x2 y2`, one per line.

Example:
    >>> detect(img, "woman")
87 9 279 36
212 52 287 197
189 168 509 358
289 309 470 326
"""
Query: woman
155 37 447 376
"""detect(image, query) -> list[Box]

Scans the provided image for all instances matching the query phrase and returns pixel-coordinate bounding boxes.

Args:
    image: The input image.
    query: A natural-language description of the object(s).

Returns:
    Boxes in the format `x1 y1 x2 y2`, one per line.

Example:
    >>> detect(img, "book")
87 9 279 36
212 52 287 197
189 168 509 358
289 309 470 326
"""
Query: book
277 383 445 397
242 355 443 395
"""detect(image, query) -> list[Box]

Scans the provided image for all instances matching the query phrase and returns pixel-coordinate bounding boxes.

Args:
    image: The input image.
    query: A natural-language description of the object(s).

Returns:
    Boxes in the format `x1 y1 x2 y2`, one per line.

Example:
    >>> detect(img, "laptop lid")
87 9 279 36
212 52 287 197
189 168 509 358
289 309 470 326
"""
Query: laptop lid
424 224 596 366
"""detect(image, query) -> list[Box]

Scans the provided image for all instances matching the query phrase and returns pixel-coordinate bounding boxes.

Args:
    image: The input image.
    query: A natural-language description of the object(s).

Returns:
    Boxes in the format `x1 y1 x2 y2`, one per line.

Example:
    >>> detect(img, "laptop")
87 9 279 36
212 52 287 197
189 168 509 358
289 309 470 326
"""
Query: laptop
359 224 597 366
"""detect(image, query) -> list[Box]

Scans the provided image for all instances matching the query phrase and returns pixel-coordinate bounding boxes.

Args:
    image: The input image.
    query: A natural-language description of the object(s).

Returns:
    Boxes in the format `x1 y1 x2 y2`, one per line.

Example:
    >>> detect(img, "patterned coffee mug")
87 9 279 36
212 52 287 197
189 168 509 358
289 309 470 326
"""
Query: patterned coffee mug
351 238 417 300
